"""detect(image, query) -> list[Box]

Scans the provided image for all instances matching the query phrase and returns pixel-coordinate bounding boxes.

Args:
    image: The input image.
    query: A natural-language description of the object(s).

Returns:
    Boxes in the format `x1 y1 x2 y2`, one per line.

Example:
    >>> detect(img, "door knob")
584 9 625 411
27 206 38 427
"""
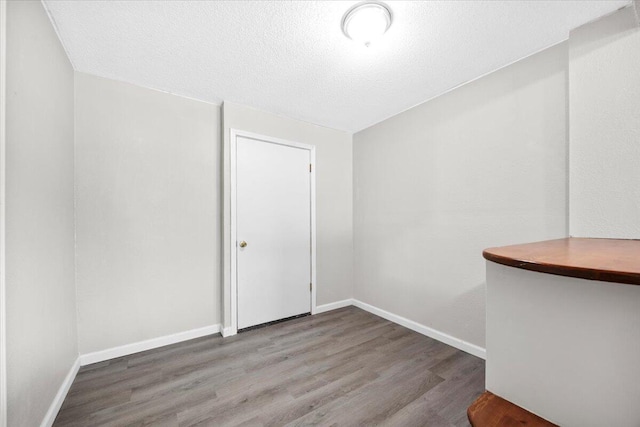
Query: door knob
239 241 247 248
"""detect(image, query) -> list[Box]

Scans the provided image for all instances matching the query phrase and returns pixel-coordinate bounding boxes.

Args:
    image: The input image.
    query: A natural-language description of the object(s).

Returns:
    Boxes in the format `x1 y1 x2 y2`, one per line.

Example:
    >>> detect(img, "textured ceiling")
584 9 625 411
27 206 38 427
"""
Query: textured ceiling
43 0 629 133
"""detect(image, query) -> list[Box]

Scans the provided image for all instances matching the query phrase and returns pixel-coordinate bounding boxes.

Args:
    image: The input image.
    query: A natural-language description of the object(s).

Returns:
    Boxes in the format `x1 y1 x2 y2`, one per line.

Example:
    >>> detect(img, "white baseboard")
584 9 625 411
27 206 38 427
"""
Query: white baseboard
41 356 80 427
314 298 354 314
221 326 236 338
351 299 486 360
79 324 221 366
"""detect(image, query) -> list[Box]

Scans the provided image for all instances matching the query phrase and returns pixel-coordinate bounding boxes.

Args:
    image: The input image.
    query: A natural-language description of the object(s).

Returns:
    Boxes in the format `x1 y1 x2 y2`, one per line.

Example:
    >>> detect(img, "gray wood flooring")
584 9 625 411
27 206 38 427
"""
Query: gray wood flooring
54 307 485 427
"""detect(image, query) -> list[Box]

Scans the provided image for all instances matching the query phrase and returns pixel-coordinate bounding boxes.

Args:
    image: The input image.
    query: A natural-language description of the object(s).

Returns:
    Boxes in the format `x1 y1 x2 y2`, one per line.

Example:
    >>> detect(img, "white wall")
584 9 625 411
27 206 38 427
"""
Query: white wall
222 102 353 328
5 1 77 425
74 73 221 354
486 262 640 426
569 4 640 239
353 43 568 350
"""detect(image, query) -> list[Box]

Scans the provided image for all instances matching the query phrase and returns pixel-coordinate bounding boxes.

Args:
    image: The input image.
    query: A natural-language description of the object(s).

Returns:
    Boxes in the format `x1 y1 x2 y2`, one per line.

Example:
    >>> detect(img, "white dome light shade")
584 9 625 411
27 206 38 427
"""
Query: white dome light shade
342 2 393 46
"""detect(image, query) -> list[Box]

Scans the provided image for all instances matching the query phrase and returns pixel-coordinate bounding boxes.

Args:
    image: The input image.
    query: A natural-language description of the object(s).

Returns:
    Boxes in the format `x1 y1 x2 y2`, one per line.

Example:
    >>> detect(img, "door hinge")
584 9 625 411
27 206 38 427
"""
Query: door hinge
310 282 312 292
309 163 312 173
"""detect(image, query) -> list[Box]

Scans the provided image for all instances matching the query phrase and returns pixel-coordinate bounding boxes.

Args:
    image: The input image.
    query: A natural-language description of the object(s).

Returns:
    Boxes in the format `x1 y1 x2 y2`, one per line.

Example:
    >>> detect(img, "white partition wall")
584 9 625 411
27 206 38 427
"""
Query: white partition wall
486 262 640 427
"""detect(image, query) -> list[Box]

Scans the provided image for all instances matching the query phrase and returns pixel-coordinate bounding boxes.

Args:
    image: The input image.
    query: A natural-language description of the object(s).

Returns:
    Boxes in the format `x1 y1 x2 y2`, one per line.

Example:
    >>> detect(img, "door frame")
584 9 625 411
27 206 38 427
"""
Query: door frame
0 1 7 425
228 129 316 336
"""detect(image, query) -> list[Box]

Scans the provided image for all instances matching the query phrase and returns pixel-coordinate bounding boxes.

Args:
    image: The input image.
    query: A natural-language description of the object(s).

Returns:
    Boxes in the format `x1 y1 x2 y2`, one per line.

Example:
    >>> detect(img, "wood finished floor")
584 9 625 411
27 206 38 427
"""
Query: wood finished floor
54 307 485 427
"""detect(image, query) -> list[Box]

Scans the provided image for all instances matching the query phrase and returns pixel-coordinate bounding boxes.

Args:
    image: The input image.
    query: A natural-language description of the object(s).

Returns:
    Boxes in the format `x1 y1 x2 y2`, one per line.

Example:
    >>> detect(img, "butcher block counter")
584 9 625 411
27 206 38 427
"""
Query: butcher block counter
483 237 640 427
483 237 640 285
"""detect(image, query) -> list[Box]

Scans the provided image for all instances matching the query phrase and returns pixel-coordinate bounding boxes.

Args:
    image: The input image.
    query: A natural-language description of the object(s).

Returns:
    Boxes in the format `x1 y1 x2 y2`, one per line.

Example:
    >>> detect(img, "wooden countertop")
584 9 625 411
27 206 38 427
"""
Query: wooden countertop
483 238 640 286
467 391 557 427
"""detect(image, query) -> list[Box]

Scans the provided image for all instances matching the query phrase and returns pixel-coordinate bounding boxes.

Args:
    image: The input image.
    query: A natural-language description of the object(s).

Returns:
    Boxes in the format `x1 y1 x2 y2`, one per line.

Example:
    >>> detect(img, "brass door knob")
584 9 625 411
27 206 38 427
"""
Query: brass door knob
239 241 247 248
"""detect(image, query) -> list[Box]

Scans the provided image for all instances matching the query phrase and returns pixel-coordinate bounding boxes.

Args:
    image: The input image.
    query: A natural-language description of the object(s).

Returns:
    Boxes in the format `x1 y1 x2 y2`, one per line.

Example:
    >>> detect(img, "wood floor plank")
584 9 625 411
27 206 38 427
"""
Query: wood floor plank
262 368 380 426
54 306 484 426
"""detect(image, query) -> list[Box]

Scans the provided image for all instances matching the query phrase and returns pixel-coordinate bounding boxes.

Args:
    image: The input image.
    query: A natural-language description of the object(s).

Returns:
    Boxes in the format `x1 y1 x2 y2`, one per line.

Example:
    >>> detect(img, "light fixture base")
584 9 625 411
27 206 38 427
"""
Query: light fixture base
341 1 393 46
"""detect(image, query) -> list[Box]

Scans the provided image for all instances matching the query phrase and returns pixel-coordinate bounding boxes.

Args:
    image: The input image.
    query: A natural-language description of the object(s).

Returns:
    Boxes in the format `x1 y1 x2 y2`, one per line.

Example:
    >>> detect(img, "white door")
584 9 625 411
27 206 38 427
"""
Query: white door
236 135 312 329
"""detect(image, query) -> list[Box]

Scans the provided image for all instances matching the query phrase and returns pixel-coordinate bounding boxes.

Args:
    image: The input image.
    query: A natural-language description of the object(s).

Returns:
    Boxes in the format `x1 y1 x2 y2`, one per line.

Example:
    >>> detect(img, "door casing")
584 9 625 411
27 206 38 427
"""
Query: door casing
0 2 8 424
227 129 316 336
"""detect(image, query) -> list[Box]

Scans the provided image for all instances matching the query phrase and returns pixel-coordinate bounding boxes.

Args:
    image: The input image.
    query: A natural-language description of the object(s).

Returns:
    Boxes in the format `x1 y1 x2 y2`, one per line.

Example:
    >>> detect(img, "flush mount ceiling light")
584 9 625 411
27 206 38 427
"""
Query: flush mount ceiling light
342 1 393 47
